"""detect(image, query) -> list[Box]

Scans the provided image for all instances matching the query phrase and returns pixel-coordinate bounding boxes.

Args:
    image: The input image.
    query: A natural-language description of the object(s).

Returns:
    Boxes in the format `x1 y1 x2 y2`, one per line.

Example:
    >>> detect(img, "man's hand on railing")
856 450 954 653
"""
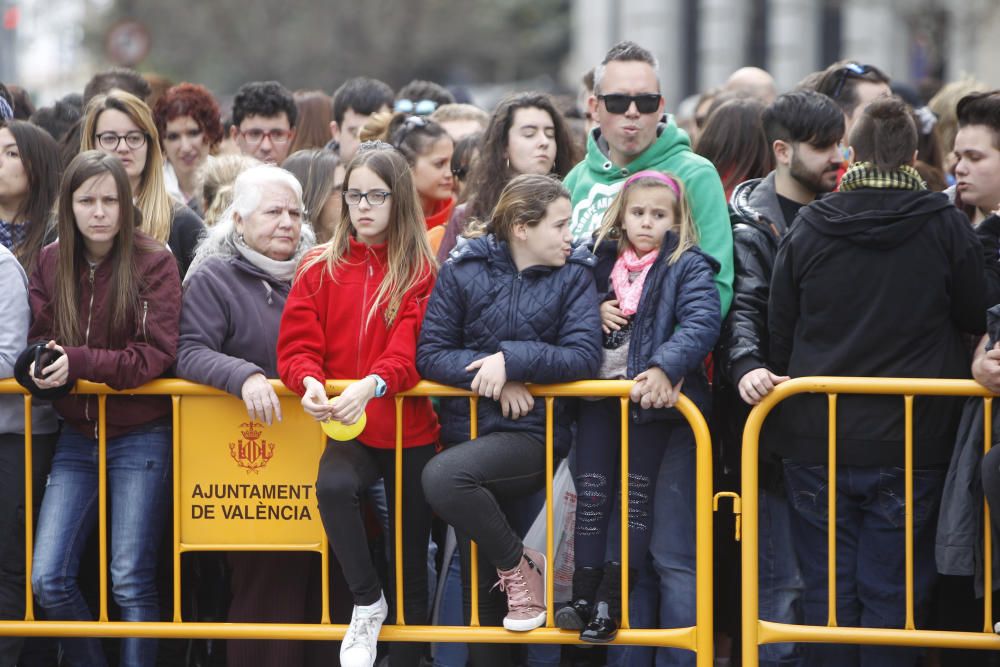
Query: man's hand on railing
973 336 1000 395
241 373 282 425
738 367 790 406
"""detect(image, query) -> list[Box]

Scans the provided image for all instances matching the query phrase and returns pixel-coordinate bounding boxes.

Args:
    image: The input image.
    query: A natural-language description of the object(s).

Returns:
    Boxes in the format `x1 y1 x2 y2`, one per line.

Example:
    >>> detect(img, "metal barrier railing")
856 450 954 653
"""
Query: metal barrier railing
740 377 1000 664
0 378 714 663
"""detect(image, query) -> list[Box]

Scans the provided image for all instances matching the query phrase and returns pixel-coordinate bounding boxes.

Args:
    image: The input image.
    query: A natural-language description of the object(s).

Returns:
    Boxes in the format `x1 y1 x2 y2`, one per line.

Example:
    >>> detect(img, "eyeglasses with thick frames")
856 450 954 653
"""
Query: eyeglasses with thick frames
95 131 148 151
239 128 292 145
598 93 662 115
830 63 875 100
343 190 392 207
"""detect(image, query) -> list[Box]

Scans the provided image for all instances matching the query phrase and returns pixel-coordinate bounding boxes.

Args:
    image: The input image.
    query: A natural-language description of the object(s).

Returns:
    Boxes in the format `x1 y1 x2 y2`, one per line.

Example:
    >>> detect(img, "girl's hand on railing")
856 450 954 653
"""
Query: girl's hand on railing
329 377 376 426
31 341 69 390
631 367 683 409
466 352 506 400
301 376 334 421
499 381 534 420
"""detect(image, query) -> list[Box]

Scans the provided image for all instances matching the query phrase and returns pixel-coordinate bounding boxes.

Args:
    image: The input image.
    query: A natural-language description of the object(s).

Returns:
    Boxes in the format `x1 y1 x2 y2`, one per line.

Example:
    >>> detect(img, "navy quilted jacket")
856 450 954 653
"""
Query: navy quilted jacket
417 235 602 454
592 231 722 421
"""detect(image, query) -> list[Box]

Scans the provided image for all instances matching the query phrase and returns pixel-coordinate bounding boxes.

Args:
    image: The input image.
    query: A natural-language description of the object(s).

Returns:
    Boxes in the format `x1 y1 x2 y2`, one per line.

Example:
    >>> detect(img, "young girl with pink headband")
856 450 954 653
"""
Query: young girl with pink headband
555 170 722 644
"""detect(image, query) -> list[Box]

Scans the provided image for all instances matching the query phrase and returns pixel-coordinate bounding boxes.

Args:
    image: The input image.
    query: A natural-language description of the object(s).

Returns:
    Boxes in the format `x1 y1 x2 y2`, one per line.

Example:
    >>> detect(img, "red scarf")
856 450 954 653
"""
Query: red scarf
610 247 658 316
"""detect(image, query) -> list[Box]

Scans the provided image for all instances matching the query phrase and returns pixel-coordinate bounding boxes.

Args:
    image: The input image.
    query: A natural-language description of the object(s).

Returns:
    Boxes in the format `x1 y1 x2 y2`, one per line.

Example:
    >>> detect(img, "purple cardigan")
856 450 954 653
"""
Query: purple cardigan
176 254 289 396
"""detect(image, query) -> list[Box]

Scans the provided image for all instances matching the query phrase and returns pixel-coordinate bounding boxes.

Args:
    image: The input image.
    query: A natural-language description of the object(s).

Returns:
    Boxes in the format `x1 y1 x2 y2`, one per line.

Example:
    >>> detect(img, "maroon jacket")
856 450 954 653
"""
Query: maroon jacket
28 233 181 438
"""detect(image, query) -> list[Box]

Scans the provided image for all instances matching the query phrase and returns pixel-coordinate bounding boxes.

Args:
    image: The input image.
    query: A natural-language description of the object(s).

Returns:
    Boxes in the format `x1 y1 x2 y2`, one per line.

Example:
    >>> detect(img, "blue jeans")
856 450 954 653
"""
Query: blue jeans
32 422 171 667
607 425 697 667
758 488 803 667
783 460 944 667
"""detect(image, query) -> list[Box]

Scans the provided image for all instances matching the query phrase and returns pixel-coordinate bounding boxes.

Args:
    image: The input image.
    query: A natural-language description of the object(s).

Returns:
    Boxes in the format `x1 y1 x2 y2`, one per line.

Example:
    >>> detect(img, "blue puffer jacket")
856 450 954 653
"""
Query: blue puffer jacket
417 234 602 455
592 231 722 422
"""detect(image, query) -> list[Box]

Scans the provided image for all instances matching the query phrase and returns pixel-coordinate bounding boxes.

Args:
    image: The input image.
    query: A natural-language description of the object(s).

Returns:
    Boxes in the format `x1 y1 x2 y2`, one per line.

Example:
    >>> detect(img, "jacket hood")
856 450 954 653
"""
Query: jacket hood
798 189 955 249
585 114 691 178
450 234 596 272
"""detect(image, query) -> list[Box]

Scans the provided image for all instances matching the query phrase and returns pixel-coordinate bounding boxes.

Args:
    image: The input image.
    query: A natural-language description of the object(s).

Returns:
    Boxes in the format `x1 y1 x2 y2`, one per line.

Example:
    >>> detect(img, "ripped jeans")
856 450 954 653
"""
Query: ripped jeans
574 398 674 570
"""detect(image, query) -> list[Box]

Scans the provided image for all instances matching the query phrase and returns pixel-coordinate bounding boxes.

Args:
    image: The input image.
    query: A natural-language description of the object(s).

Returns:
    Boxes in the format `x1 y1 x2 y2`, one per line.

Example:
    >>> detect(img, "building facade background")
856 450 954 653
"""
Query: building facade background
565 0 1000 108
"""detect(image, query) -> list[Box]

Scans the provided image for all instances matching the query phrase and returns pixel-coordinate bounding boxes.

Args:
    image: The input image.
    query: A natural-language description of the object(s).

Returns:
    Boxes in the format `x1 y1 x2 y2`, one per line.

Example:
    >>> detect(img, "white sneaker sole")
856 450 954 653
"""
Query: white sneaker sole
503 551 547 632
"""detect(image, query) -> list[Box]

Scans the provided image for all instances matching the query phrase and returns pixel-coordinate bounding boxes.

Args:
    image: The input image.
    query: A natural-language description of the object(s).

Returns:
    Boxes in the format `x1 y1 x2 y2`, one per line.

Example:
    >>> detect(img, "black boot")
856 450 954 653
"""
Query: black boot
555 566 603 630
579 562 635 644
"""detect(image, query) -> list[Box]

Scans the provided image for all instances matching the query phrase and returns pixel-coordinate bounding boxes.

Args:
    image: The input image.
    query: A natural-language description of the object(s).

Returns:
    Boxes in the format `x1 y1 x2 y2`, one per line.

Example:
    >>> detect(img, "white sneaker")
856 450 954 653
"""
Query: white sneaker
341 593 388 667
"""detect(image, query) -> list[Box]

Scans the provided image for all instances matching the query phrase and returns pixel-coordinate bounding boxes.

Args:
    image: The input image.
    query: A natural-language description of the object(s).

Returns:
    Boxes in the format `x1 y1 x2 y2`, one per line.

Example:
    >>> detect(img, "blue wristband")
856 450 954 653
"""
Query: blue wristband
368 374 387 398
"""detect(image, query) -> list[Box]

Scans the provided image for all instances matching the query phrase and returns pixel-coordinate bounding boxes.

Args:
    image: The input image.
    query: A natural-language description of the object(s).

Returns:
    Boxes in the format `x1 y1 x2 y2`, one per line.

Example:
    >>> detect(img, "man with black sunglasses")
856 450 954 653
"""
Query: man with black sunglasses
564 40 733 318
563 39 733 667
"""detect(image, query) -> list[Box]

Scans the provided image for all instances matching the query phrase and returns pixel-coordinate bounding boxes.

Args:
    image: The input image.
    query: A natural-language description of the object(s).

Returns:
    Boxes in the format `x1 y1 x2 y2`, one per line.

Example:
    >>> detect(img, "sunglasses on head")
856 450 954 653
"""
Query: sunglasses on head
830 63 875 100
598 93 662 115
394 98 439 116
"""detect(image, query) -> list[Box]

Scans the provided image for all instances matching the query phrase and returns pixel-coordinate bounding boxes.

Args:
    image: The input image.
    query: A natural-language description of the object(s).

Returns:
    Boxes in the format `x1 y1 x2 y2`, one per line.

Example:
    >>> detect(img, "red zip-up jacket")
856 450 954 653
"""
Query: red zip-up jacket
277 238 440 449
27 234 181 438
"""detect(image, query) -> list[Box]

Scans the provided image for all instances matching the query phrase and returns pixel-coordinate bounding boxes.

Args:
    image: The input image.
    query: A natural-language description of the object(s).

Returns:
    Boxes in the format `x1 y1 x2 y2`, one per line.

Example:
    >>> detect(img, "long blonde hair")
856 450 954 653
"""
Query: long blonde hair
80 90 174 243
594 172 698 265
298 143 436 328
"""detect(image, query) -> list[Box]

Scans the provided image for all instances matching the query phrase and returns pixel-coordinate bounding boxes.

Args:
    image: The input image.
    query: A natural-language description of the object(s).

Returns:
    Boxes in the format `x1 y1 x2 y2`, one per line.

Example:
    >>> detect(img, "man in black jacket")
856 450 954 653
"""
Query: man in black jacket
769 97 987 666
715 89 844 667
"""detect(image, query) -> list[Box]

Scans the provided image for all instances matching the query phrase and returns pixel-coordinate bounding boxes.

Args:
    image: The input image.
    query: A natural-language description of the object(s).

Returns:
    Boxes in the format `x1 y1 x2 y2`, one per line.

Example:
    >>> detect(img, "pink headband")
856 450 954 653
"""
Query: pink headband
623 170 681 198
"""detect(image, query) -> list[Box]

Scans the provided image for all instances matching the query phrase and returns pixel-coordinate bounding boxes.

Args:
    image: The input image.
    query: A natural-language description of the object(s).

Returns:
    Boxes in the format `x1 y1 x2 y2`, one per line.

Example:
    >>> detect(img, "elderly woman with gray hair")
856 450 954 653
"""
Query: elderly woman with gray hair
176 164 318 667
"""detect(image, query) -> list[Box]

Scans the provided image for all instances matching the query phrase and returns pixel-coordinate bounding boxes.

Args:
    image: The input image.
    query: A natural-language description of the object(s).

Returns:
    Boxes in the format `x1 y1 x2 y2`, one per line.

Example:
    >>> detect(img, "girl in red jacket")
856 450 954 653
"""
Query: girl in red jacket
18 150 181 667
277 142 439 667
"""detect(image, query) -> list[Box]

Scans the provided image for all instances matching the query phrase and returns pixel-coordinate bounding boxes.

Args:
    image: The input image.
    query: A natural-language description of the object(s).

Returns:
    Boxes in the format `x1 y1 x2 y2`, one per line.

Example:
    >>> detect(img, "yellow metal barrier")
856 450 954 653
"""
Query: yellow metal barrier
0 378 714 662
741 377 1000 665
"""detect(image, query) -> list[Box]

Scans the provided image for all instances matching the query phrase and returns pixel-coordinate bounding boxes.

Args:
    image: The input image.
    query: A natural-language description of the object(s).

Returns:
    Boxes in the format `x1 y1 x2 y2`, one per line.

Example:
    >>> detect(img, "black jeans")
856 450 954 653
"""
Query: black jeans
422 431 546 667
0 432 57 667
314 438 434 667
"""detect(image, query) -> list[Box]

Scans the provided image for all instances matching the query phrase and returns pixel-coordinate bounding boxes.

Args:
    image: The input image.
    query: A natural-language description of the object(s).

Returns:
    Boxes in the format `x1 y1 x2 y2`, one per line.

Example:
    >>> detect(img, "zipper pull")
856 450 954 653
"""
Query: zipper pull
369 264 373 276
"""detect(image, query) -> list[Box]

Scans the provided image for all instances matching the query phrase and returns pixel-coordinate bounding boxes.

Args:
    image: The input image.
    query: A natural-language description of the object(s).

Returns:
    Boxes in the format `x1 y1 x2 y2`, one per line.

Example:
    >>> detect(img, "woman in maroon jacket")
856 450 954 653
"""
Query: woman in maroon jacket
18 150 181 667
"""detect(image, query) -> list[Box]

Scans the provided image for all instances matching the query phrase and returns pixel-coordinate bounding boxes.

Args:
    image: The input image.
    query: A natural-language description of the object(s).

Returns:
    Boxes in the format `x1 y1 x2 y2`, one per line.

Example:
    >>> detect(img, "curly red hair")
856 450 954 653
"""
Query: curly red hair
153 82 223 148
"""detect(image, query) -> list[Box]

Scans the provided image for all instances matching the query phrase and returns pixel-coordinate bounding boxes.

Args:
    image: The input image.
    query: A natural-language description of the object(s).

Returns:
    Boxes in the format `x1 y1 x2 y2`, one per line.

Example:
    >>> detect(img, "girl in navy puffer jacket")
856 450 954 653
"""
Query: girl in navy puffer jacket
418 174 601 646
556 171 721 646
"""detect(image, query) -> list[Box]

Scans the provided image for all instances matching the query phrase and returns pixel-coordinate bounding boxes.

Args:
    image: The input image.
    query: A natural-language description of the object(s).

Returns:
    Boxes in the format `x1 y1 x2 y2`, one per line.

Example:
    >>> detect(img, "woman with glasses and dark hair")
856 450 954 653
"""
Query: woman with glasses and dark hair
152 83 224 215
81 90 206 278
436 92 578 262
363 112 455 243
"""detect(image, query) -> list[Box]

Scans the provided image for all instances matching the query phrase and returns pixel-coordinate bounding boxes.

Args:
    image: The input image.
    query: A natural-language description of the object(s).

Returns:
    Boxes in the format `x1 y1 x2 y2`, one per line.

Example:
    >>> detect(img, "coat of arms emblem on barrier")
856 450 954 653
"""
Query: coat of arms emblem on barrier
229 421 276 474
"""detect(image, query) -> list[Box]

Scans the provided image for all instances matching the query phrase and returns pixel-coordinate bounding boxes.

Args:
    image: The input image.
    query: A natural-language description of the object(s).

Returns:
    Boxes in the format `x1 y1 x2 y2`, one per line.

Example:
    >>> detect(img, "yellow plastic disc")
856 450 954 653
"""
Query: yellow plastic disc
321 409 367 441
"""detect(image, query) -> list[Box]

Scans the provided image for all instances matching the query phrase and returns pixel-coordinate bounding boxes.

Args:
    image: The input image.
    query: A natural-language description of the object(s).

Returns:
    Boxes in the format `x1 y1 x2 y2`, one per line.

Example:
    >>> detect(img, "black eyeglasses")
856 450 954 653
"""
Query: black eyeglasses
830 63 875 100
95 131 148 151
598 93 662 115
343 189 391 207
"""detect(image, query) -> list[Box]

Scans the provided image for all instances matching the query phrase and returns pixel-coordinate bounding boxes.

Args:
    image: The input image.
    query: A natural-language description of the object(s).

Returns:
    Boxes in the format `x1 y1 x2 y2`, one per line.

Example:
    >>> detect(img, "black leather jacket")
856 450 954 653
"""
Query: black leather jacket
713 173 787 481
717 174 786 388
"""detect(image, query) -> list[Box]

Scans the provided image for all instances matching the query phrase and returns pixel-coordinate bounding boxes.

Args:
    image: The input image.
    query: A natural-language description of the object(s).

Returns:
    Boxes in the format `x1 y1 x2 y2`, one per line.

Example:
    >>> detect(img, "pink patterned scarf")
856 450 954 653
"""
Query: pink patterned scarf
610 247 658 316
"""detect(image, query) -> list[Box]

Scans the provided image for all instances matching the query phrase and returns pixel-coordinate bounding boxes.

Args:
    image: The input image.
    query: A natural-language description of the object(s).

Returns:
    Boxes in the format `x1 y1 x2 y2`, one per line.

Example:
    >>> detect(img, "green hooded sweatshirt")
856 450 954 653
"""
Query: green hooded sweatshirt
564 115 734 316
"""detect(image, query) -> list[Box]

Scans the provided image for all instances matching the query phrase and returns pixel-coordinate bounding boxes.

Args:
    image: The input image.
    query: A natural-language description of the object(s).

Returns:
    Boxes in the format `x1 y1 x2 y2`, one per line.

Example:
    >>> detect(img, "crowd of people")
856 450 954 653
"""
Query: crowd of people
1 37 1000 667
